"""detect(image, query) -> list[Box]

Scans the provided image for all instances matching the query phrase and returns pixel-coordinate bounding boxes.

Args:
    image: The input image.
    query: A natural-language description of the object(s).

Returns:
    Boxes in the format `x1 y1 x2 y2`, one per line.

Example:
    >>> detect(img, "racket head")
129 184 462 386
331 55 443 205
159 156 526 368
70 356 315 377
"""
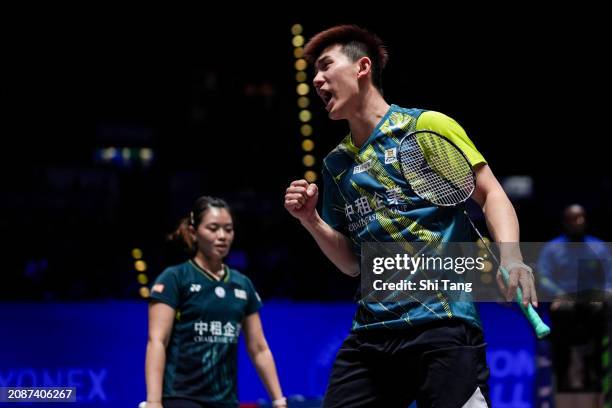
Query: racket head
398 130 476 207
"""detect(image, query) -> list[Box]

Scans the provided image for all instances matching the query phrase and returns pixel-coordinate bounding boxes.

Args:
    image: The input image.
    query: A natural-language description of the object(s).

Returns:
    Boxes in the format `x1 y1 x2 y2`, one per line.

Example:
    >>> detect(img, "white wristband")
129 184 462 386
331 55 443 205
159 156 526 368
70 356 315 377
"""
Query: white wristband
502 261 533 275
272 397 287 407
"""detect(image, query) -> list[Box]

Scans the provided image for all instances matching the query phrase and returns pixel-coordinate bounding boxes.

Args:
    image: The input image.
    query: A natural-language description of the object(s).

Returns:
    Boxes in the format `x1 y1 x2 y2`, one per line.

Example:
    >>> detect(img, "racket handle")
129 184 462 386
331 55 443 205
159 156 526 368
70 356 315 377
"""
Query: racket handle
499 266 551 339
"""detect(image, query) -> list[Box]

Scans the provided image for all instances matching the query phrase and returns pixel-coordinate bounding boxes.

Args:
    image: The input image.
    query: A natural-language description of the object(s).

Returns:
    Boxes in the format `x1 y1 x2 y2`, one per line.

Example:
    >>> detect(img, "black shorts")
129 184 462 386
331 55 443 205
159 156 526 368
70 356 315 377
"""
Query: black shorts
162 398 235 408
322 320 490 408
162 399 205 408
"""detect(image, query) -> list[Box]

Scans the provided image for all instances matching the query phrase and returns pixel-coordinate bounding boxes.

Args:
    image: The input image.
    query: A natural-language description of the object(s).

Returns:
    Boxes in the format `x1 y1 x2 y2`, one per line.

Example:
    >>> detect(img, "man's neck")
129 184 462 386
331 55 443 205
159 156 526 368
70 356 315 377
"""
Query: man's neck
348 88 390 148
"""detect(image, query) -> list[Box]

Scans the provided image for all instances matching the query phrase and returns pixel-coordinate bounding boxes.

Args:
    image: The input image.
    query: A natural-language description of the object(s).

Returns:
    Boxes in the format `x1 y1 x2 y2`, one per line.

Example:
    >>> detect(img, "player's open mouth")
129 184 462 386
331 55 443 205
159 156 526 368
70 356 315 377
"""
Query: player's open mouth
320 90 333 109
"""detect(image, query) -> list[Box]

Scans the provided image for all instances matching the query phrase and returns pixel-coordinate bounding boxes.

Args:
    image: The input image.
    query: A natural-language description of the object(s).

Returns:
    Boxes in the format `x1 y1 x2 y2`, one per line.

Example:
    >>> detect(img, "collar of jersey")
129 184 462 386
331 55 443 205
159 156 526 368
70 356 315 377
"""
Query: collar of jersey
189 260 231 283
345 104 395 154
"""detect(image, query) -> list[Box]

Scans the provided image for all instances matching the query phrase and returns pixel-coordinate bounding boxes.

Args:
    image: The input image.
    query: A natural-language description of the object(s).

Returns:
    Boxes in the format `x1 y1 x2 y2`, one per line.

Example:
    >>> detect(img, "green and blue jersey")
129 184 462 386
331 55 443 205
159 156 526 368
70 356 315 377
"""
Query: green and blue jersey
150 260 262 407
322 105 487 331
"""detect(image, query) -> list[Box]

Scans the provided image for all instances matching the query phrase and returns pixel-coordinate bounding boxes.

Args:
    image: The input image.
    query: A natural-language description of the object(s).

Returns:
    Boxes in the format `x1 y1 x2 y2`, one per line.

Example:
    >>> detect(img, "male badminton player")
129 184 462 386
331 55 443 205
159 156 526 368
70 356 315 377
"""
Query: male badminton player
284 24 538 408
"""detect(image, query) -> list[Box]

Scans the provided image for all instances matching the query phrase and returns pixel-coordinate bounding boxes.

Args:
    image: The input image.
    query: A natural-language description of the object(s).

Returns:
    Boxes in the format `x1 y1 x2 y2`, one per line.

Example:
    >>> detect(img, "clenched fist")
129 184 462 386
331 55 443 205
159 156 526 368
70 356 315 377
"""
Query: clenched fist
284 179 319 223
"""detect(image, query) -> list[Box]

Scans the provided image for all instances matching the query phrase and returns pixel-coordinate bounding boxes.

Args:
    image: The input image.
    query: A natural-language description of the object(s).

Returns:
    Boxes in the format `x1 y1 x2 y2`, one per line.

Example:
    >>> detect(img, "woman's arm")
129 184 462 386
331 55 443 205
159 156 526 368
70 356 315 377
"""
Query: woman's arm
242 312 286 407
144 301 175 408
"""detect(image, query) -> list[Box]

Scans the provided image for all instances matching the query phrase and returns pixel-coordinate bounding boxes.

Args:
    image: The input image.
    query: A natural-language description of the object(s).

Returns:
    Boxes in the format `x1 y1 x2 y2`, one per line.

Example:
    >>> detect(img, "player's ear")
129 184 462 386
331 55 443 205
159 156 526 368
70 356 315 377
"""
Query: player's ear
188 224 197 241
357 56 372 80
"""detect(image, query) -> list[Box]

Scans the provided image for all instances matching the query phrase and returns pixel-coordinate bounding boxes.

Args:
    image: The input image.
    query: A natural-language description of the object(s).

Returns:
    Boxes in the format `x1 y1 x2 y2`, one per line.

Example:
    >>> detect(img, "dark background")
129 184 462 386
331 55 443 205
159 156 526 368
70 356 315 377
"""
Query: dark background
2 12 609 301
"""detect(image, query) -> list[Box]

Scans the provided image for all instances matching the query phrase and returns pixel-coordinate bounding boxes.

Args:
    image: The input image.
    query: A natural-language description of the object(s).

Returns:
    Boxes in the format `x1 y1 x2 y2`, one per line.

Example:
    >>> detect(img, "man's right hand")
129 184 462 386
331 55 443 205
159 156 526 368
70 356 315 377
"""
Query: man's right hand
284 179 319 223
284 179 360 277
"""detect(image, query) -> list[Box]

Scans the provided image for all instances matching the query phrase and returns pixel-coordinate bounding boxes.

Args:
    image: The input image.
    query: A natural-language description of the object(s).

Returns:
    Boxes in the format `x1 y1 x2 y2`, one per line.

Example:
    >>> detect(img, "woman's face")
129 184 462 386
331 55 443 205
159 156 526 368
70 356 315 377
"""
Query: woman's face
192 207 234 260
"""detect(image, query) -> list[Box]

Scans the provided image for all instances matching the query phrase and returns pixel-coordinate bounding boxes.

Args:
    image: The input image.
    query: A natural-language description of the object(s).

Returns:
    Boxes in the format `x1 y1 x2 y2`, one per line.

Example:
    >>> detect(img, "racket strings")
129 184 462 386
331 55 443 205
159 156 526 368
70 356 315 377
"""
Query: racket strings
399 132 474 206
